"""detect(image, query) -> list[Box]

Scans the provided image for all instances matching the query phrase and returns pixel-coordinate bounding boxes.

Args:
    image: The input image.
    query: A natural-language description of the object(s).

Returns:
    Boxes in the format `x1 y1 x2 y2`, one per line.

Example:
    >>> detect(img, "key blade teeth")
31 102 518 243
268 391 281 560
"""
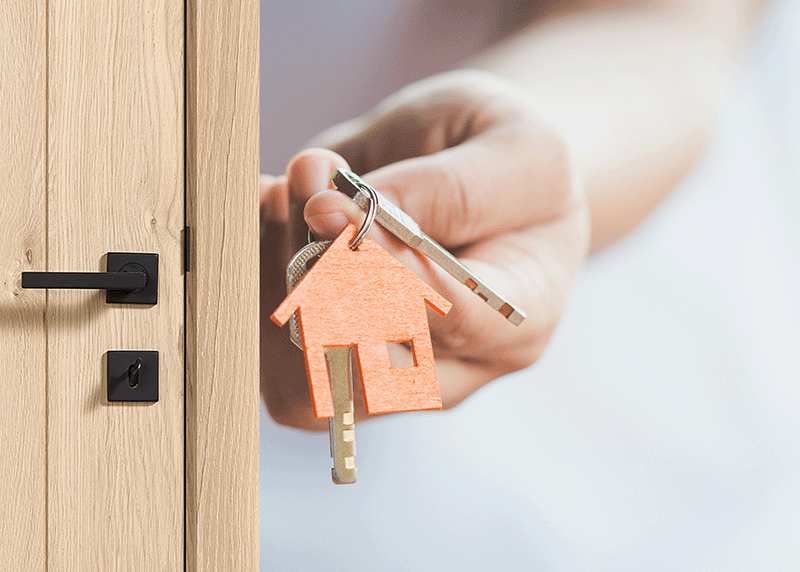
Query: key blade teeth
326 346 358 485
331 422 357 484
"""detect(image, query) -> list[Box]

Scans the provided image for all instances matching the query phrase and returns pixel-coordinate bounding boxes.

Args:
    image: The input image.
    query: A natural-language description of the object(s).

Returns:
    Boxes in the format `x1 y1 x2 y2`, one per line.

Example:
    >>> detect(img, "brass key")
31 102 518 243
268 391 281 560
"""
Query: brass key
331 168 526 325
325 346 357 484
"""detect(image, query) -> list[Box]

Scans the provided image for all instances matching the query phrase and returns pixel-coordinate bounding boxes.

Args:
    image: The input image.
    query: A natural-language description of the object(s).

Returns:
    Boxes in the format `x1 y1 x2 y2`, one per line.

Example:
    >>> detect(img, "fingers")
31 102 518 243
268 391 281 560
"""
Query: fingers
305 72 577 248
260 174 288 225
299 123 576 250
286 152 507 355
443 201 590 363
284 145 583 361
260 179 319 428
298 170 543 363
361 121 575 248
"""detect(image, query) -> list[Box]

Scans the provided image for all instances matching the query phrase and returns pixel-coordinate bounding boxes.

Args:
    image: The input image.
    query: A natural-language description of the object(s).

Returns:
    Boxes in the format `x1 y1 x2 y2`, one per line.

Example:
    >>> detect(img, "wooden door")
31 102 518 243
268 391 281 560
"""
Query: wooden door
0 0 258 569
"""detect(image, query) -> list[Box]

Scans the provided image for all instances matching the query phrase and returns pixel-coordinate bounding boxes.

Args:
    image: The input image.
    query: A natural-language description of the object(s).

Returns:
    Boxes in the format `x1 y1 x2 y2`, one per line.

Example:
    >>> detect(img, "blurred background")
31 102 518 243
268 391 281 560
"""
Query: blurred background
259 0 799 570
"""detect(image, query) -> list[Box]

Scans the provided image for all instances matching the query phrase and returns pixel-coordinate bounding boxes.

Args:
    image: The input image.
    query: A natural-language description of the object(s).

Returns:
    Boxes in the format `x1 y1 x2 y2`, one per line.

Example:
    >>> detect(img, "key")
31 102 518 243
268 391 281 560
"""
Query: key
285 240 358 484
325 346 357 484
286 240 332 350
331 168 526 326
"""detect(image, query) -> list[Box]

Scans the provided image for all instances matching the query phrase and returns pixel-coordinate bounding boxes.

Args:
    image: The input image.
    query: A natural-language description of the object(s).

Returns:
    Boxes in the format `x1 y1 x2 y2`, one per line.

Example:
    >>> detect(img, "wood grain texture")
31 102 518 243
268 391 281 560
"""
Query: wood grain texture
185 0 260 570
272 224 451 416
47 1 185 569
0 1 47 570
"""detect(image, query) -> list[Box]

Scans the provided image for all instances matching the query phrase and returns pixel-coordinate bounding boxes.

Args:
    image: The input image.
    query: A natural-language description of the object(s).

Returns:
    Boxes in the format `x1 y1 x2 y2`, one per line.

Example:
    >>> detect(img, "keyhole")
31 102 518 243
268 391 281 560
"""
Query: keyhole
128 357 143 388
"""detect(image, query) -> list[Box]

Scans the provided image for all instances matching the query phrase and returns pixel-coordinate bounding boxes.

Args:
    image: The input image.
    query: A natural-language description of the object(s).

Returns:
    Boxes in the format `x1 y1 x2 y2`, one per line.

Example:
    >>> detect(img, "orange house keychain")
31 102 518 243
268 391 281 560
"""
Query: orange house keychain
271 169 526 484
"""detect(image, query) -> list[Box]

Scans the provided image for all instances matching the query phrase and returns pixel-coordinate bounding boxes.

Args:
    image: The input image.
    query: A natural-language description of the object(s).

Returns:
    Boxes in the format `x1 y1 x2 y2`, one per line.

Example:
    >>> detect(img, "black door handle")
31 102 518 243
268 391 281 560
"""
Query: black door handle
21 252 158 305
22 271 147 290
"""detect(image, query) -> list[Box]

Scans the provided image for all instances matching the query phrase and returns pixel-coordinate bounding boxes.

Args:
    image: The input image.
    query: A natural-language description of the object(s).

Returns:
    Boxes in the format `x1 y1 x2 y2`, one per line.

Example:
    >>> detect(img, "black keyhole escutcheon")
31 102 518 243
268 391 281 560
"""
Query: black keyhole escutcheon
107 351 158 402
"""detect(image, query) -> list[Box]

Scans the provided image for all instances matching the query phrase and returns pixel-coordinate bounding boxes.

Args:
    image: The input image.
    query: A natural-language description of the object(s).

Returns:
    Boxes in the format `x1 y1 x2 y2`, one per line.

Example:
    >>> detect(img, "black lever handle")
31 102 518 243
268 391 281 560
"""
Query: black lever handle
22 271 146 290
21 252 158 305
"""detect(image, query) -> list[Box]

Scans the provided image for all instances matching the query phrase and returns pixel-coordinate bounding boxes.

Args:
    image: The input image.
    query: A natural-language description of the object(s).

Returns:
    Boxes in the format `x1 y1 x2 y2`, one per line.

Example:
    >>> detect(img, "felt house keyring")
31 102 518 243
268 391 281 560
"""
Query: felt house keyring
271 169 526 483
271 222 451 416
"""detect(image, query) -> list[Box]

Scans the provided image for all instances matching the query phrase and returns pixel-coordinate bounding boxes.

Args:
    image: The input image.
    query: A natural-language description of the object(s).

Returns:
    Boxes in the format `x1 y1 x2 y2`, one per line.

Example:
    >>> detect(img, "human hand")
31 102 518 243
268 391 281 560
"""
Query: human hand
261 70 590 430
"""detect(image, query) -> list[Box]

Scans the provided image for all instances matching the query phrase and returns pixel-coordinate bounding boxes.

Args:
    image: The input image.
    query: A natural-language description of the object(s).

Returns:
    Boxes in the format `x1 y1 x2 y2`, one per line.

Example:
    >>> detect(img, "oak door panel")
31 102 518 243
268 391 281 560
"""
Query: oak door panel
47 1 184 569
0 1 47 569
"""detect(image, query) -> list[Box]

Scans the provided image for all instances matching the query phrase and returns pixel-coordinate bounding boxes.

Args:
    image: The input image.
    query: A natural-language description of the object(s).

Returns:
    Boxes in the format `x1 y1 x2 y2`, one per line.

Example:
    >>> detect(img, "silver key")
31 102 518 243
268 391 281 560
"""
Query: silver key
286 241 357 484
331 168 526 326
286 240 332 350
325 346 357 484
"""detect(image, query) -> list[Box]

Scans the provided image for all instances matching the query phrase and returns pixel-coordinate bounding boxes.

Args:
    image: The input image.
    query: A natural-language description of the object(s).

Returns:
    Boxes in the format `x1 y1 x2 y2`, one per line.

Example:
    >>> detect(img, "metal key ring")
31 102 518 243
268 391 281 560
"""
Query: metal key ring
348 183 378 250
306 181 378 250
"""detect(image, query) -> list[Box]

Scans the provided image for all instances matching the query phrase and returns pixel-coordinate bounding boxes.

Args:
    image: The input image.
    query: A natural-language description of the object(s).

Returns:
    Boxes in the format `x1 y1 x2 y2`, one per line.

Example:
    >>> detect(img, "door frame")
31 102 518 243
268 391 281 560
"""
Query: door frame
185 0 260 570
